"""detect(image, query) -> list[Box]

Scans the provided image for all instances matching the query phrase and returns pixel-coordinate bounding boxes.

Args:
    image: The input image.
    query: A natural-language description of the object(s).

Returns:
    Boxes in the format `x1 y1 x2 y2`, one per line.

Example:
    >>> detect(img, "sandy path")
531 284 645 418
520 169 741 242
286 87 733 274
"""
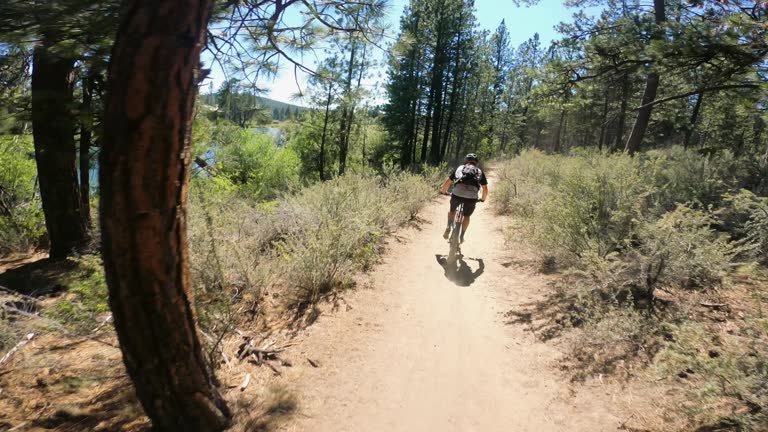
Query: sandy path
282 186 628 431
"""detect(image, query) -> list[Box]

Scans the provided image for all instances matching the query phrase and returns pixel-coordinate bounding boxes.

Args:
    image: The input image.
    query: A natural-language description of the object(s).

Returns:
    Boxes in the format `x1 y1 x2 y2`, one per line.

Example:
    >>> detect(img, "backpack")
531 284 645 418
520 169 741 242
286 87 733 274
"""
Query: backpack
454 164 482 187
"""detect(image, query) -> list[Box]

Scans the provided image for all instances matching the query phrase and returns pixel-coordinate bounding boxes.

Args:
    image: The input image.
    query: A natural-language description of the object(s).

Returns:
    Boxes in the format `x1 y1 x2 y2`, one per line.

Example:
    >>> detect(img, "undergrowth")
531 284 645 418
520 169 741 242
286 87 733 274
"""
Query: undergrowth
495 147 768 430
45 255 109 334
187 170 436 334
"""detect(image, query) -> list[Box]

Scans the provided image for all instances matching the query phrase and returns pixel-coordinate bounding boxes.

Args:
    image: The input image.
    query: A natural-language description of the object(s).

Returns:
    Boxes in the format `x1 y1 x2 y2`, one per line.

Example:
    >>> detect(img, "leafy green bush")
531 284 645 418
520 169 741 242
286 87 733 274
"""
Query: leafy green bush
640 147 744 213
0 135 45 252
495 147 767 429
216 128 301 200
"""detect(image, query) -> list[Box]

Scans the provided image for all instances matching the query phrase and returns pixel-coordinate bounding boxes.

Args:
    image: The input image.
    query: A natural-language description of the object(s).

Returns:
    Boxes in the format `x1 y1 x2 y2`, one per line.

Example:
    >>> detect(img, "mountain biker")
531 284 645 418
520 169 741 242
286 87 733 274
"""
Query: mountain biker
439 153 488 243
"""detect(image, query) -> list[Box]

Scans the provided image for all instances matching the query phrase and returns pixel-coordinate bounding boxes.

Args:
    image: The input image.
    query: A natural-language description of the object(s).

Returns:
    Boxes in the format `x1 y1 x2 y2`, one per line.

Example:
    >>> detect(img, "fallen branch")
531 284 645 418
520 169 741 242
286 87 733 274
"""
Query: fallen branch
0 333 35 365
265 361 282 376
240 373 251 391
237 344 284 361
91 314 113 333
307 358 319 368
700 302 729 309
0 284 40 304
0 303 66 331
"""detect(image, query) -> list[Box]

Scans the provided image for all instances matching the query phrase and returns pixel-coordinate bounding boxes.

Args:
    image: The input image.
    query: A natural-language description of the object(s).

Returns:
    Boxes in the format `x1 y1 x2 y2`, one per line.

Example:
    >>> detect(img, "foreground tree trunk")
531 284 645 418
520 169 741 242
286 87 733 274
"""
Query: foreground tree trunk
100 1 230 431
31 44 89 259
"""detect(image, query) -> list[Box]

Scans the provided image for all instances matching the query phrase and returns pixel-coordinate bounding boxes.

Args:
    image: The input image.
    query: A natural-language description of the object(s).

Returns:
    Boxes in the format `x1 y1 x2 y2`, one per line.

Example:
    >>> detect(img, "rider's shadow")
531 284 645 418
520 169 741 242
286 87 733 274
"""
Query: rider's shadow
435 255 485 287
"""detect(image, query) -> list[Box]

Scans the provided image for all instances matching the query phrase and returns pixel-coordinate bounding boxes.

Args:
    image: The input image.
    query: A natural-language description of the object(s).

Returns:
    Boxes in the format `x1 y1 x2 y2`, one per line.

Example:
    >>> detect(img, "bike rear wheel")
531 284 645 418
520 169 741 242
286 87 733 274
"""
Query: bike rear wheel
447 223 461 266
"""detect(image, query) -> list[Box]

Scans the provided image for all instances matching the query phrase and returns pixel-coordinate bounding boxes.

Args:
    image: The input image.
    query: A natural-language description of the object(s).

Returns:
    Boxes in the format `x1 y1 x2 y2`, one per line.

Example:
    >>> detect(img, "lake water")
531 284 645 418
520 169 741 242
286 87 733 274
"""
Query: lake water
86 127 286 190
253 127 286 147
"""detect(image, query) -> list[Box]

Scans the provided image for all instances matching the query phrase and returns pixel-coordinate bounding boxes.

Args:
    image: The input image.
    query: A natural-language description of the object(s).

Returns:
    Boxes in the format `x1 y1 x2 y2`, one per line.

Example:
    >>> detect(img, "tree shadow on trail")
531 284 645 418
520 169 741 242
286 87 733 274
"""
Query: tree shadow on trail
0 257 75 296
435 255 485 287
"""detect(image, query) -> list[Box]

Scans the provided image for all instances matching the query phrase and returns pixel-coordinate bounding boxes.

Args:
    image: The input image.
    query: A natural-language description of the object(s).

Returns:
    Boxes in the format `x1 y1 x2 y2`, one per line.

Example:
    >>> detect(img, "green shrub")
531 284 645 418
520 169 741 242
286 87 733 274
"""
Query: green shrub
46 255 109 333
640 147 743 213
272 175 397 306
638 205 748 289
724 189 768 263
0 135 45 253
655 320 768 429
188 169 436 319
510 151 646 259
216 129 301 200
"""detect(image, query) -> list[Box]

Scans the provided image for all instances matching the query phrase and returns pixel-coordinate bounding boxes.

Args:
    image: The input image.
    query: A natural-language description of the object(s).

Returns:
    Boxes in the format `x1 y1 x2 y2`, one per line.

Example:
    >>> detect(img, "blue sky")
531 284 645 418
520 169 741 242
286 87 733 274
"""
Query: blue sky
203 0 593 105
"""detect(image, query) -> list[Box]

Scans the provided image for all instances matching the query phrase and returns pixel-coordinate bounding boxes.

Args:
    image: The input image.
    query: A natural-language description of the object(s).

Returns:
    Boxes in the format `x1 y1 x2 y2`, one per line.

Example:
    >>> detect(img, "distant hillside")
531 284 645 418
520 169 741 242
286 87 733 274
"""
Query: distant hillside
199 92 307 112
255 96 308 113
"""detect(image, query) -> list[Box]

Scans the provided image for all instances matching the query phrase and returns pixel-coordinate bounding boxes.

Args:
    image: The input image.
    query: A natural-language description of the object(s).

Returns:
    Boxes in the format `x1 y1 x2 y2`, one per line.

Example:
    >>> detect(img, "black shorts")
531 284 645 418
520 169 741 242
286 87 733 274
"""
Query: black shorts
449 195 478 216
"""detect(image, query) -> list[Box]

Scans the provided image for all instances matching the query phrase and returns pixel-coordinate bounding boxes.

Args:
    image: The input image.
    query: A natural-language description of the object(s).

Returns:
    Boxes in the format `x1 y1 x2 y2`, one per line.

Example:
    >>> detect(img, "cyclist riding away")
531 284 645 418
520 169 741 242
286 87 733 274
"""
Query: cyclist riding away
439 153 488 243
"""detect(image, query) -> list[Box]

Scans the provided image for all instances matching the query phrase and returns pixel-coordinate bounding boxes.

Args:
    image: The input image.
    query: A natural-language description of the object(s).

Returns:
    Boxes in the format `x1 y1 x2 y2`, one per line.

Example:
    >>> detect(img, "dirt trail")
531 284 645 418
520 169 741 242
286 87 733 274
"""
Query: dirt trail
282 182 632 431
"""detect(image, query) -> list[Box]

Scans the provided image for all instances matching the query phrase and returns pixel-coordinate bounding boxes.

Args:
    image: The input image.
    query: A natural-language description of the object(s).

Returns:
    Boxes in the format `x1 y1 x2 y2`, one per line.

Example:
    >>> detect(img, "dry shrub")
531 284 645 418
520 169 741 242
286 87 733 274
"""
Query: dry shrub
655 318 768 430
495 147 768 429
237 385 299 432
187 171 436 323
266 174 433 308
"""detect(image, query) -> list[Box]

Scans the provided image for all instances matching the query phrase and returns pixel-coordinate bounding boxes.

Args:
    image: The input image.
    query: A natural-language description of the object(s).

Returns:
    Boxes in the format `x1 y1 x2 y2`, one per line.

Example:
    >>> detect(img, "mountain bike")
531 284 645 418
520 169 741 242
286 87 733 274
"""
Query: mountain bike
442 193 465 267
442 193 484 267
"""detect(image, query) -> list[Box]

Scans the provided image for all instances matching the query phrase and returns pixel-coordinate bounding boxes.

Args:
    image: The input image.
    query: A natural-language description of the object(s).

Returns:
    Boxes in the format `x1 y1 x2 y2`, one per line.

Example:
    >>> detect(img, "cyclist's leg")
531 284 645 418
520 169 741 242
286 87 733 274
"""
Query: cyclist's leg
460 199 477 242
445 195 460 238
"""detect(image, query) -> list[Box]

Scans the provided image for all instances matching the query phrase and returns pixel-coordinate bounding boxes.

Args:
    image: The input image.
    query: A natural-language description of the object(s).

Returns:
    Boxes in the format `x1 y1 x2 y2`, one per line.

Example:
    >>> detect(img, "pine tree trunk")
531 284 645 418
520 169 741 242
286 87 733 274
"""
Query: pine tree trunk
614 72 630 151
553 108 566 153
319 83 332 180
683 91 703 149
338 39 357 176
99 1 230 430
624 0 666 155
427 46 446 165
598 88 609 151
624 72 660 155
421 90 433 163
31 44 88 259
401 97 417 168
79 73 93 228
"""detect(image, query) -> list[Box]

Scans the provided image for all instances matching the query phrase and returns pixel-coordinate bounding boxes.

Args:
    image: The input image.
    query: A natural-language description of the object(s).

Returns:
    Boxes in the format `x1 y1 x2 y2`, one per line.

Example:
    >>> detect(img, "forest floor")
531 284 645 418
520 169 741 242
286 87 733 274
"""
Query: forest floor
0 174 675 432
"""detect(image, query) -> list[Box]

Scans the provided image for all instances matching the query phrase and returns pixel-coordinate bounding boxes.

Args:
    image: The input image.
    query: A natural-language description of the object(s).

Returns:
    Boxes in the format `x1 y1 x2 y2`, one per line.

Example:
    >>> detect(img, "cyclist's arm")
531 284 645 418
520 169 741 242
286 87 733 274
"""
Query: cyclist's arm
480 184 488 202
439 178 453 195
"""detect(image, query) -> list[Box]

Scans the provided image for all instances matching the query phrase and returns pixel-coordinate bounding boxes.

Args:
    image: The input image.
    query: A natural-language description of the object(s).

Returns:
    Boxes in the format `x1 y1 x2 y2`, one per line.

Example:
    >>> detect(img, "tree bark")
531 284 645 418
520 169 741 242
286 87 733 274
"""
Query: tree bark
598 88 609 151
427 38 446 165
319 82 332 181
337 37 357 176
31 44 89 259
683 91 703 149
624 0 666 155
553 108 566 153
420 89 433 164
79 72 94 228
614 72 630 151
100 1 230 430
